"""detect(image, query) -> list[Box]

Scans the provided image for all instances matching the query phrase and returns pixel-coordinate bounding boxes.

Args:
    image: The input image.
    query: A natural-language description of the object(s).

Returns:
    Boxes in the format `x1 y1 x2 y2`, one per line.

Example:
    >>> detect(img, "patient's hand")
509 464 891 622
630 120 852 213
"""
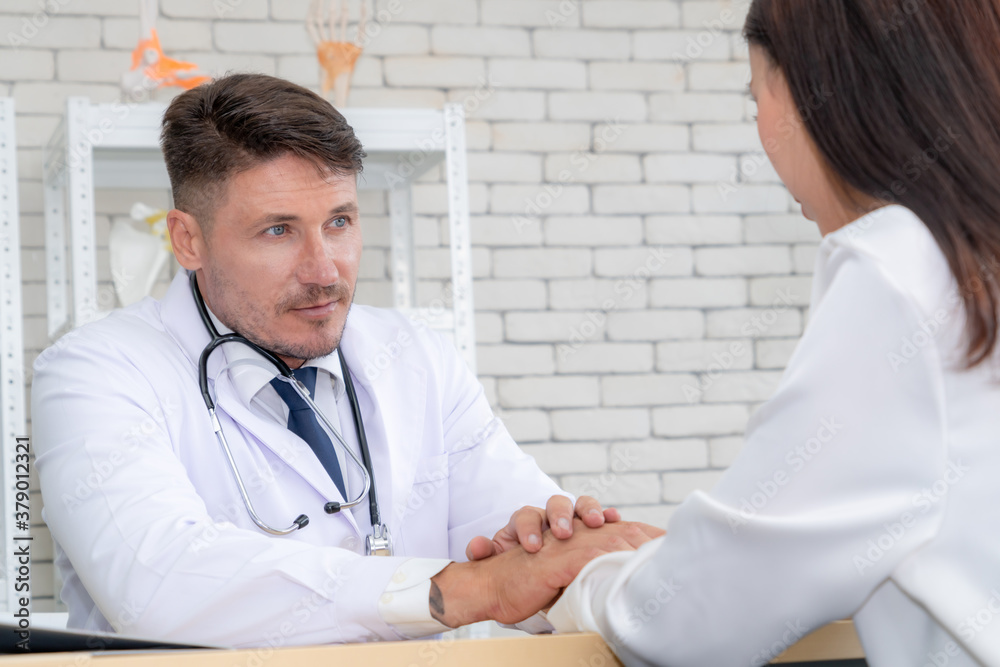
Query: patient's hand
465 494 623 561
432 518 665 628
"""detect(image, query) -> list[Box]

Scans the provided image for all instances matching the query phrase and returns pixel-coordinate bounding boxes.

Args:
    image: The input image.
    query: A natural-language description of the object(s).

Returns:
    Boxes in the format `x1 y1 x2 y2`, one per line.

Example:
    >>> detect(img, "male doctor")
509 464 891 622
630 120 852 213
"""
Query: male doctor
31 73 659 646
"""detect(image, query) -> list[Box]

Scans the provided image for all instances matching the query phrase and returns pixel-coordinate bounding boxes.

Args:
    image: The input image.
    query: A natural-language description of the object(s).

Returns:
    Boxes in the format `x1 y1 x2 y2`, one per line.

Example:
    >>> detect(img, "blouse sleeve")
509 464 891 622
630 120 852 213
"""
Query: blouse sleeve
548 245 952 666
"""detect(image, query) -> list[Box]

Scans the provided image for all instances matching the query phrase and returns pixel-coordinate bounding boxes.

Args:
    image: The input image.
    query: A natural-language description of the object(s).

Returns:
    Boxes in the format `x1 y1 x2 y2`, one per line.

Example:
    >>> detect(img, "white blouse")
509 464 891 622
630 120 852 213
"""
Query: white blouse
549 205 1000 666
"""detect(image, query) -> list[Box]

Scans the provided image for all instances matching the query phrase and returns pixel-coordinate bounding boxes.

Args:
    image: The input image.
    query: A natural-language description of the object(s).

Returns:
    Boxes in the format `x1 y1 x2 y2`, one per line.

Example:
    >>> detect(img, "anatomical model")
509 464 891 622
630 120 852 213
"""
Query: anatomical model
307 0 368 106
122 0 210 97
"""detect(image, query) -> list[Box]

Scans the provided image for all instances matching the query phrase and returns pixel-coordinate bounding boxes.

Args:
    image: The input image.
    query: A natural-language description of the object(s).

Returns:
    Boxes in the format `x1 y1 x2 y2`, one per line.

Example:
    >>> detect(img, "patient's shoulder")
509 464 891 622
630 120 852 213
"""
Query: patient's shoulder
818 205 956 319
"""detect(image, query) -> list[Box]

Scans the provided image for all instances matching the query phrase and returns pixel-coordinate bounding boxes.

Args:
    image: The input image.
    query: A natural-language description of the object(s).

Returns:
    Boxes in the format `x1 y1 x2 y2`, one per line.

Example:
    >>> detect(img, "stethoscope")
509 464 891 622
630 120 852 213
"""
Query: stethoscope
190 271 393 556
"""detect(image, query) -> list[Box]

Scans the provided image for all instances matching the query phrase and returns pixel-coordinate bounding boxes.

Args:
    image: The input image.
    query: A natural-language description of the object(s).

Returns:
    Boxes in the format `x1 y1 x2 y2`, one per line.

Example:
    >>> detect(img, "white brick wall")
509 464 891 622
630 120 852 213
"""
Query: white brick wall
492 121 591 151
432 26 531 57
533 29 632 61
3 0 825 609
491 58 587 90
634 31 730 61
548 278 650 310
582 2 680 29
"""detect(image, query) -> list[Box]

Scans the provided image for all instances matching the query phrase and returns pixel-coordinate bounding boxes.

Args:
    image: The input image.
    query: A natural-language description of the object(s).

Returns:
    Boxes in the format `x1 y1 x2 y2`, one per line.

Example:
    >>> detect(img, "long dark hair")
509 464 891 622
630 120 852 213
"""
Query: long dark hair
744 0 1000 368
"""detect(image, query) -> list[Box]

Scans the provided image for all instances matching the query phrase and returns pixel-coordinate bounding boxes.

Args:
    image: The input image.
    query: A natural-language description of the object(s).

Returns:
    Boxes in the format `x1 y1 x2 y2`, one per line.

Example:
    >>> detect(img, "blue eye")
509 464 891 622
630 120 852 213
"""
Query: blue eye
333 217 347 228
264 225 286 236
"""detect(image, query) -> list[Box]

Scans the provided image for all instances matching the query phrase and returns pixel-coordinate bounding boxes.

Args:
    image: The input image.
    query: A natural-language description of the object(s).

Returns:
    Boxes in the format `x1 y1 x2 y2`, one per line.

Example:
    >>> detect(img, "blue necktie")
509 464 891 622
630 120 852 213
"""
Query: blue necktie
270 367 347 498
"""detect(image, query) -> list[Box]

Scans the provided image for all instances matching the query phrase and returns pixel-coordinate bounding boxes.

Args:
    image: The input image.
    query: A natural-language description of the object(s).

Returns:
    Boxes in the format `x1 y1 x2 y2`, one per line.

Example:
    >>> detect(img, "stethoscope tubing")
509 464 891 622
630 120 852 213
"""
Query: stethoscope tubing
189 271 380 537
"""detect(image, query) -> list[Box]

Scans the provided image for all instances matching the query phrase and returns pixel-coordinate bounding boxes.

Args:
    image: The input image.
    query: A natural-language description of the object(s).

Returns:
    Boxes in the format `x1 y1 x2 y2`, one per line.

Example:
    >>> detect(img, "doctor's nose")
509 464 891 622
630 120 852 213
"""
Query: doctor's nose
296 235 341 286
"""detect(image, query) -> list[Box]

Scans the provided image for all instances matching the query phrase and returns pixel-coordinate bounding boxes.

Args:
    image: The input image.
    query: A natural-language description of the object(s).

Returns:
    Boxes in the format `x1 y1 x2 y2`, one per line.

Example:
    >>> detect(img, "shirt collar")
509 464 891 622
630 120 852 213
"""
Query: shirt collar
206 308 346 408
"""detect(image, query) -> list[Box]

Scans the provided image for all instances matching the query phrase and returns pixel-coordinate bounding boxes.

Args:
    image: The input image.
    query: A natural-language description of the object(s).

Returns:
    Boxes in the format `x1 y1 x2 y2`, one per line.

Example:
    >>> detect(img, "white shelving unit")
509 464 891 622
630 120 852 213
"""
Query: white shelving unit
0 98 27 613
42 98 477 372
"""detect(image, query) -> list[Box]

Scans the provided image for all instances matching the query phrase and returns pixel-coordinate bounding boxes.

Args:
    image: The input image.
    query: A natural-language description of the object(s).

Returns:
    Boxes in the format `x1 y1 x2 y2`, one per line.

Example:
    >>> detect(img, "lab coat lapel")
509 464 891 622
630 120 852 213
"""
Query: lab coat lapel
212 371 362 537
158 271 227 381
339 309 427 529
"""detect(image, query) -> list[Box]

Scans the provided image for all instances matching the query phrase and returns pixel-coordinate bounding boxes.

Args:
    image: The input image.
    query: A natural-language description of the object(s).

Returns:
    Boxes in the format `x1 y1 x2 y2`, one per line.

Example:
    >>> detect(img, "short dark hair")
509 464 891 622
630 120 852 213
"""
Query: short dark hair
160 73 366 228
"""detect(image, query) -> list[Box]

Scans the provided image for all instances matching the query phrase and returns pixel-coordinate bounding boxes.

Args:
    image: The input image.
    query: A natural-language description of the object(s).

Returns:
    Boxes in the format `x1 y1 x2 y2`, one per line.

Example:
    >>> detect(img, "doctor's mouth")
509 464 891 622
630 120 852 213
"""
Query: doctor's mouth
290 300 340 319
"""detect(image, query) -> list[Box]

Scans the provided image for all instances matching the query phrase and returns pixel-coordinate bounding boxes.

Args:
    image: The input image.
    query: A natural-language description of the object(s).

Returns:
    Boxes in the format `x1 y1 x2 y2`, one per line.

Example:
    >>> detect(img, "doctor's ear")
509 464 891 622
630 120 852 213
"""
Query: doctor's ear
167 209 206 271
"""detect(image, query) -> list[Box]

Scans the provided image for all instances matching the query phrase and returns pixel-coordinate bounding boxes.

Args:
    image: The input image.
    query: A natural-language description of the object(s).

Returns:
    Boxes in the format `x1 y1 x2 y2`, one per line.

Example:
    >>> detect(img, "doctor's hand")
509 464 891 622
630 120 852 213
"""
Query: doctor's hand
432 518 664 628
465 495 621 562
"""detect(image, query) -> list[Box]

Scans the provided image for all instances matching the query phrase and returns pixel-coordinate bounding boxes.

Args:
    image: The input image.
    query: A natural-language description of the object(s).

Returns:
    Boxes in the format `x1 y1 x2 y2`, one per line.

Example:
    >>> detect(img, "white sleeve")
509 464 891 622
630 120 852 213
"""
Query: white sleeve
549 248 950 666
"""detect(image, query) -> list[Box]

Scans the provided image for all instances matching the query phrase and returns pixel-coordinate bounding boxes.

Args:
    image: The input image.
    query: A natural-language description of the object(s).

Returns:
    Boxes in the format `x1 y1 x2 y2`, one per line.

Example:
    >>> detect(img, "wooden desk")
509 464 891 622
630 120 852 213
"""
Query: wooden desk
1 623 863 666
773 621 864 663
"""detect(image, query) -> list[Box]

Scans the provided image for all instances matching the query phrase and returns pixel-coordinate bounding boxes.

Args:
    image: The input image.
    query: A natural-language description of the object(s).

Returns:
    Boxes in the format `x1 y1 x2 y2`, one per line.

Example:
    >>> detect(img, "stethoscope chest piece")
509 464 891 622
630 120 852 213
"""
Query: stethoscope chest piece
366 524 393 556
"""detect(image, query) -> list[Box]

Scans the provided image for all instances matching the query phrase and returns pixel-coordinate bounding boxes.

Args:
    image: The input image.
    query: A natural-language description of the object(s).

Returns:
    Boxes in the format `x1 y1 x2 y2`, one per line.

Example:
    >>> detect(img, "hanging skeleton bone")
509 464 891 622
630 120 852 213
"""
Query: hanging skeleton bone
307 0 368 106
109 203 172 307
122 0 210 97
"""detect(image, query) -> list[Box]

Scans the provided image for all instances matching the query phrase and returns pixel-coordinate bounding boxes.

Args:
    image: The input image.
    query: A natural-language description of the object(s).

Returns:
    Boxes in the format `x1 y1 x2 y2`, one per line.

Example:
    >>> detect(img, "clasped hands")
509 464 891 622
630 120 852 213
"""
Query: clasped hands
430 495 665 628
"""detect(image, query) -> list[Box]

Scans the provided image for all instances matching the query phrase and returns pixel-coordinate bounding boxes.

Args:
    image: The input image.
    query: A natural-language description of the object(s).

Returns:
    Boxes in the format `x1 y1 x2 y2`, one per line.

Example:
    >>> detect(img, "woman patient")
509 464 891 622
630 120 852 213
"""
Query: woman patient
548 1 1000 665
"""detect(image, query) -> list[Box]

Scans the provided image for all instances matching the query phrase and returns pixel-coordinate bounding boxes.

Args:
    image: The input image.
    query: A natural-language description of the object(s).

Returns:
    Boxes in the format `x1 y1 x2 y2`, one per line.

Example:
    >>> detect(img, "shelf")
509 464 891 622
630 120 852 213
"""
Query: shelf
0 98 27 613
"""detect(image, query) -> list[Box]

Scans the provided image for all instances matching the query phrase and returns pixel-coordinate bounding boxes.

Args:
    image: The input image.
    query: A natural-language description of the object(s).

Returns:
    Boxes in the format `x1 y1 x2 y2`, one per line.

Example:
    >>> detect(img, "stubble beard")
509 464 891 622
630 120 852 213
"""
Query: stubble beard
203 268 355 363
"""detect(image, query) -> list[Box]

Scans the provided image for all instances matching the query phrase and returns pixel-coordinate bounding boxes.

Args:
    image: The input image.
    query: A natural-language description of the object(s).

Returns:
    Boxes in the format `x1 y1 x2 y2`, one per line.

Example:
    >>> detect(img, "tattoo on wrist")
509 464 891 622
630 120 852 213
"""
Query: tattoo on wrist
429 580 446 624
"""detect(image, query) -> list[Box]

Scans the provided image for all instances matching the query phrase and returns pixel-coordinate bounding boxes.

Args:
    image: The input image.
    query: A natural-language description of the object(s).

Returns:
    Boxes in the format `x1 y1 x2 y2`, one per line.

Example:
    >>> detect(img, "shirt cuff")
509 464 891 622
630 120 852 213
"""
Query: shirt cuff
377 558 453 639
547 550 635 634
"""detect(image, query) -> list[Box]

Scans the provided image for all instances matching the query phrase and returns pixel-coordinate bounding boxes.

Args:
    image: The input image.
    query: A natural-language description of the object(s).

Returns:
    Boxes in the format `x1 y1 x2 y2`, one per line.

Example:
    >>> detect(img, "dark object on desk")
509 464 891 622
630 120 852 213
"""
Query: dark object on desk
774 661 868 667
0 621 211 653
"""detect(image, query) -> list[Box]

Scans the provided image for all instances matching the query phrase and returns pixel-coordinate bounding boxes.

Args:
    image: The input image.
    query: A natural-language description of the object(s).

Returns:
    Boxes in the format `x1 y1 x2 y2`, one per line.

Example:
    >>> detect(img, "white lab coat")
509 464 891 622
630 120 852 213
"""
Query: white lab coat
32 271 564 647
549 205 1000 666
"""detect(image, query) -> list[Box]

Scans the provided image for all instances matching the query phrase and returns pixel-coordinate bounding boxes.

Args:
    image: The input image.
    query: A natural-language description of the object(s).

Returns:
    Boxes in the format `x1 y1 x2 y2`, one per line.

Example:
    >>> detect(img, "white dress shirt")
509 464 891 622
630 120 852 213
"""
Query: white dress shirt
549 205 998 666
